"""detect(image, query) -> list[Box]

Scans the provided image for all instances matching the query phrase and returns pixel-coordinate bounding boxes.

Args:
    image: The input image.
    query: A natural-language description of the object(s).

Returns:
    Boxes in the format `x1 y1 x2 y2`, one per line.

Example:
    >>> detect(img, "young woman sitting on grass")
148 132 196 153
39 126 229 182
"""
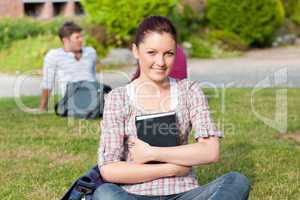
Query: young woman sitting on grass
93 16 250 200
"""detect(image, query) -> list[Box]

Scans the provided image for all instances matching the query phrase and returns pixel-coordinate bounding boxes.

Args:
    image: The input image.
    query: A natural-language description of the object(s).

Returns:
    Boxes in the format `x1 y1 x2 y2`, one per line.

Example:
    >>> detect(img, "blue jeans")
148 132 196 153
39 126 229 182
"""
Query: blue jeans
93 172 250 200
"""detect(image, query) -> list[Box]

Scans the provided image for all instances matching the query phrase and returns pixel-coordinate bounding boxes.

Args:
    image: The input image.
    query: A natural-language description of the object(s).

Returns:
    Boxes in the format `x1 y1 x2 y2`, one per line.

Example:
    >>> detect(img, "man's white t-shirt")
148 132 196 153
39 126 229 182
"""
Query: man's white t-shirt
41 47 97 96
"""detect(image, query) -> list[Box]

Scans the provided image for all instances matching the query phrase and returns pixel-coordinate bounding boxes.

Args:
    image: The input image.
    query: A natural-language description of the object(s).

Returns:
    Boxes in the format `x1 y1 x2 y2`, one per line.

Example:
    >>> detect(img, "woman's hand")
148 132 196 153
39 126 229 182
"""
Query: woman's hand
169 164 191 177
128 137 155 164
127 137 191 177
164 163 191 177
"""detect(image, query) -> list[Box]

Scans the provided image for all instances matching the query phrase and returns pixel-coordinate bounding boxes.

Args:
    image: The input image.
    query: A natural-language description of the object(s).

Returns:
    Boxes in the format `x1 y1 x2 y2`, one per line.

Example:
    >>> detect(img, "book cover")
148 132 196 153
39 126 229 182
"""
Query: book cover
135 111 180 147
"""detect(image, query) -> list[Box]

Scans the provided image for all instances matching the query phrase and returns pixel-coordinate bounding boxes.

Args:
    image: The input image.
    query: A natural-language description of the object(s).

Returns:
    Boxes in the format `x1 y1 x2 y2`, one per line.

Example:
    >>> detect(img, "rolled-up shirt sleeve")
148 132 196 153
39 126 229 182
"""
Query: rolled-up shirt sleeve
98 88 126 168
187 81 224 140
88 47 97 79
92 48 97 77
41 50 57 90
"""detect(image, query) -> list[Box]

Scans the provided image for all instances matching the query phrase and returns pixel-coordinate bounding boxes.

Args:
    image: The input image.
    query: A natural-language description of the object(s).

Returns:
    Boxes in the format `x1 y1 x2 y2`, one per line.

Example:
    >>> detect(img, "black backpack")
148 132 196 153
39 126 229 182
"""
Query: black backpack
60 165 105 200
55 81 112 119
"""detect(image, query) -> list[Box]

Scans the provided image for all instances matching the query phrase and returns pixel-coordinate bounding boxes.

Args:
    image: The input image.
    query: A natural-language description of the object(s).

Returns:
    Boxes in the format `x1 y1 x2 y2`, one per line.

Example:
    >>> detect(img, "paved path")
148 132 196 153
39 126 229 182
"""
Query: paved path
0 46 299 97
188 46 300 87
0 68 135 98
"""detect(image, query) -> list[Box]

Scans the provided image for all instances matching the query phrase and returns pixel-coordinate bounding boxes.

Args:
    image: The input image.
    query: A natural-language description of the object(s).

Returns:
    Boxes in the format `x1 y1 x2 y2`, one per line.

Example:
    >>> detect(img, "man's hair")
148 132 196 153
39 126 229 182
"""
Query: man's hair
58 21 82 41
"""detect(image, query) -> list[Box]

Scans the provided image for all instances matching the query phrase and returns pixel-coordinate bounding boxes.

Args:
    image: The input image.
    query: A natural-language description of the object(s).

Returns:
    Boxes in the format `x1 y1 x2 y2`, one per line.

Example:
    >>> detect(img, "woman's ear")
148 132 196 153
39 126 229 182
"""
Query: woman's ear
132 43 139 60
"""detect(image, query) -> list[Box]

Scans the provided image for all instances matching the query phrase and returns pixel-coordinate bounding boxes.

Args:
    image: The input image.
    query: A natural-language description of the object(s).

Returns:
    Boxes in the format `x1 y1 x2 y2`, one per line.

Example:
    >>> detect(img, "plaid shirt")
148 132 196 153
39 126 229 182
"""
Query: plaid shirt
97 79 223 196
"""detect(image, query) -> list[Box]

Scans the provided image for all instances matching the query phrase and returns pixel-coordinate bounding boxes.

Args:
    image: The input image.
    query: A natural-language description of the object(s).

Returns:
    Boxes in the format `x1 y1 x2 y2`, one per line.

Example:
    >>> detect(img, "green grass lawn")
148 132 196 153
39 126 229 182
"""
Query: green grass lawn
0 34 125 75
0 34 61 74
0 89 299 199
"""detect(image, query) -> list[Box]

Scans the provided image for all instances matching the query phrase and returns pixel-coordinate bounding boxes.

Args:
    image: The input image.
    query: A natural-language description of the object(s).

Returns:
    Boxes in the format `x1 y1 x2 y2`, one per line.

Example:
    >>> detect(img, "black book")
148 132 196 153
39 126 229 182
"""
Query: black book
135 111 180 147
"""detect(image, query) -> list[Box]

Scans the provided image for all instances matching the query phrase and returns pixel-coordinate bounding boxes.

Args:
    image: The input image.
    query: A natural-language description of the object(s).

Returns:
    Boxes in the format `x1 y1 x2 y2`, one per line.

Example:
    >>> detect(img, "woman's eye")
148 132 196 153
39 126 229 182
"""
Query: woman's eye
147 51 155 55
166 52 174 56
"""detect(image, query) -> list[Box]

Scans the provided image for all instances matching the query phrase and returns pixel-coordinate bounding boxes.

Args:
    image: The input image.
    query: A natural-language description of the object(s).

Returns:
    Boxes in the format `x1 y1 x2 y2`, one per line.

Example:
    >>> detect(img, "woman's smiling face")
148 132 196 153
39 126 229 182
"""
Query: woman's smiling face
132 31 176 83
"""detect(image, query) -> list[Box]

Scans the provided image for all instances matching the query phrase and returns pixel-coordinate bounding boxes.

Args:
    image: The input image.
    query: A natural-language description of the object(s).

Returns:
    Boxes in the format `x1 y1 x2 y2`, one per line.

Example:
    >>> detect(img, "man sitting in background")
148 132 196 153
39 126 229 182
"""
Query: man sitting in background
39 21 97 111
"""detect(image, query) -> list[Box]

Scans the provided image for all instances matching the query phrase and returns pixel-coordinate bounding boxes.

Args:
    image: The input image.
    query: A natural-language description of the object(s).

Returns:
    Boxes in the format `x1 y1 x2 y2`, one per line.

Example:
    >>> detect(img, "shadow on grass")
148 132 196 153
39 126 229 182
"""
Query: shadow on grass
196 141 256 188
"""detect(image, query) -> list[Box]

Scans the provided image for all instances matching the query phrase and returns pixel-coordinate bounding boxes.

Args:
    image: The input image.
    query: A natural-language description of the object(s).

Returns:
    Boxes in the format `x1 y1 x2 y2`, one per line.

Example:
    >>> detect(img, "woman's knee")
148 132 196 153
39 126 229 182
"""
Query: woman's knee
224 172 251 195
93 183 122 200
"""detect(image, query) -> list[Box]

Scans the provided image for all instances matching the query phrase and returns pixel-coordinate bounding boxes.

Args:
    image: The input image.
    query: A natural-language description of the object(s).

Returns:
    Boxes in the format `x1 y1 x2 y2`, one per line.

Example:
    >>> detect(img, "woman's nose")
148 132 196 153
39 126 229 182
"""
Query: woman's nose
155 54 165 66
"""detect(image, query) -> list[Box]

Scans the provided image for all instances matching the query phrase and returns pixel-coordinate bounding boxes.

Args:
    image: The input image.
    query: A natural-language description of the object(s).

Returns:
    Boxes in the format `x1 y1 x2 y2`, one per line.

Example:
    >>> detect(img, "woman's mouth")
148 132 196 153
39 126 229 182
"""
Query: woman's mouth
151 67 166 73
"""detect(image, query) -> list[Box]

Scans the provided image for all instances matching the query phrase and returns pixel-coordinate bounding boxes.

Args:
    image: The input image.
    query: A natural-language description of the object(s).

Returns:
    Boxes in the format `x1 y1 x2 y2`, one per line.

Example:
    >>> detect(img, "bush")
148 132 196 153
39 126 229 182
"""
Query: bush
206 0 285 46
82 24 110 57
85 34 109 57
186 35 242 59
188 37 214 58
207 30 248 51
81 0 178 46
0 17 65 50
168 4 204 42
281 0 300 25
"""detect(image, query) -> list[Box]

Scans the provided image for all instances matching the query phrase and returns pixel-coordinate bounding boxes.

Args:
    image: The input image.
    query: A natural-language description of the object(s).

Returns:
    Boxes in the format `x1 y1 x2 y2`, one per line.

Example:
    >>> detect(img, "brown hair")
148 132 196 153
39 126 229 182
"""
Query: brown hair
58 21 82 41
131 16 177 81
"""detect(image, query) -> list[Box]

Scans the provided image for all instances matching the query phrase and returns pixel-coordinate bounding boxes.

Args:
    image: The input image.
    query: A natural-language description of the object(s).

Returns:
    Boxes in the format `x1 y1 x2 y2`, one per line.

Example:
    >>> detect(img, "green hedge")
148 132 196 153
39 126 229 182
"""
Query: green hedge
207 30 248 51
0 18 65 50
206 0 285 46
81 0 178 46
168 5 204 42
281 0 300 24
